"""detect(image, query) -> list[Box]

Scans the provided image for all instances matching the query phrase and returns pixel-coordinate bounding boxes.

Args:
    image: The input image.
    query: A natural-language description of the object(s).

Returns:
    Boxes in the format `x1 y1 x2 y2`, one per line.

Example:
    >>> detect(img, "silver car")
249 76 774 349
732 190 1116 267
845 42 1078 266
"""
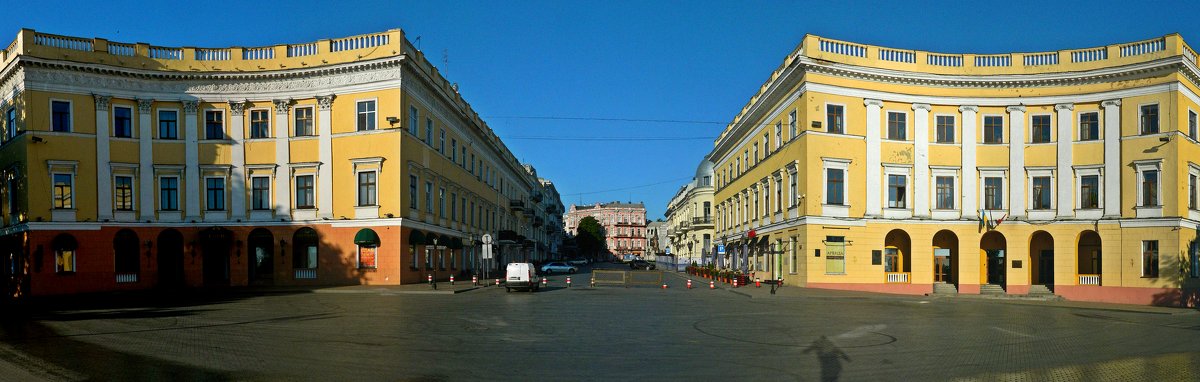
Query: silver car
539 262 577 274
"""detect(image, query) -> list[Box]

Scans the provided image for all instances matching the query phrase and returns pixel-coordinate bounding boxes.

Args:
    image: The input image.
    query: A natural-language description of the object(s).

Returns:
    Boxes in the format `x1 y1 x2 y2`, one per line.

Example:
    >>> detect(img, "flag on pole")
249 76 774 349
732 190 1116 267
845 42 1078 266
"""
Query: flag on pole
995 213 1008 228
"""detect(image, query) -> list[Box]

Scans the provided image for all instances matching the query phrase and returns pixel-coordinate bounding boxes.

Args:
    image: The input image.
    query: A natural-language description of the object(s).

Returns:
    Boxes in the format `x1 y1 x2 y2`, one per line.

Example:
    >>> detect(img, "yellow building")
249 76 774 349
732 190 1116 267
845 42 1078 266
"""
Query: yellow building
711 34 1200 306
664 160 714 267
0 28 563 298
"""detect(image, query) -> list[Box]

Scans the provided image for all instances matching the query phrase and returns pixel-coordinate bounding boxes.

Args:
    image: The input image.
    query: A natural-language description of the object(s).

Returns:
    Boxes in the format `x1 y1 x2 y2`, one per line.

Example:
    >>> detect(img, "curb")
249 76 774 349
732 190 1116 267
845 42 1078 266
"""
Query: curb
312 285 483 295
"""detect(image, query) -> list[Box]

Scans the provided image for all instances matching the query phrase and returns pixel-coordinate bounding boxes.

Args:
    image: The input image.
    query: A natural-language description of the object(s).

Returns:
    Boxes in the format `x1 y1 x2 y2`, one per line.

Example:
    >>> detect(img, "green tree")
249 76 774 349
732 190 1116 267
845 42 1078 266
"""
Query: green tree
576 216 606 261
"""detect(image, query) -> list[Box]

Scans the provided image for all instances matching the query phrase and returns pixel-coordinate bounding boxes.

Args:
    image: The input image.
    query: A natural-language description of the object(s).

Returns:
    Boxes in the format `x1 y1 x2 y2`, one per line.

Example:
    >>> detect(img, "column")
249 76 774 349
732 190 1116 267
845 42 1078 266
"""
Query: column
912 103 931 217
273 99 292 217
865 99 883 216
182 100 200 220
228 101 247 219
960 106 978 218
1055 103 1074 217
93 95 113 221
317 95 335 219
137 99 155 221
1102 99 1122 217
1007 105 1026 218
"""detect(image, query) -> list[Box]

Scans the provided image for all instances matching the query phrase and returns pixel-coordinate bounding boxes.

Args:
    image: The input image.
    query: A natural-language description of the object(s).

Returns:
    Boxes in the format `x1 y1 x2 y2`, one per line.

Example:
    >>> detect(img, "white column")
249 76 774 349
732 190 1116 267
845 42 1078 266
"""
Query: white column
912 103 931 217
273 99 292 217
137 99 154 221
1055 103 1074 217
182 100 200 220
228 101 247 219
865 99 883 217
960 106 978 218
1007 105 1026 218
317 95 334 219
1102 99 1122 217
93 95 113 221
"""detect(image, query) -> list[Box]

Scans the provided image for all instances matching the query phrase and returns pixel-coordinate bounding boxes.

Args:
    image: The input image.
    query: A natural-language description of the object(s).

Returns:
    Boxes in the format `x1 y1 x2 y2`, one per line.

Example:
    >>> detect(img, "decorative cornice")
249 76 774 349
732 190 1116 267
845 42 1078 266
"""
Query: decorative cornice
181 100 199 114
1006 105 1027 113
1102 99 1122 107
911 103 931 111
864 99 883 107
1054 103 1074 111
273 99 291 114
317 95 335 111
92 94 110 109
136 98 153 113
958 105 979 113
228 100 245 116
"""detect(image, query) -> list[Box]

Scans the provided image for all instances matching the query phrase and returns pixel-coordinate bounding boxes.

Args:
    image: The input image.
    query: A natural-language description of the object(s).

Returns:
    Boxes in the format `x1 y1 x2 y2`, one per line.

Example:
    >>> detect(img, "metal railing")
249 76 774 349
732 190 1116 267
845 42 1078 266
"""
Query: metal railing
885 272 910 283
1078 274 1101 286
115 273 138 283
294 268 317 279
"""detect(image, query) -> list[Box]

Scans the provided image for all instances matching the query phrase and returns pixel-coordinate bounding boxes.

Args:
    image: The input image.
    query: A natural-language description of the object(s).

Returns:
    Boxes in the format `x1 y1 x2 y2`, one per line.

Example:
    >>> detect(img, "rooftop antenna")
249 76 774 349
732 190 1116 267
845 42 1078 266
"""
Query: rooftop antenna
414 36 421 50
442 49 449 69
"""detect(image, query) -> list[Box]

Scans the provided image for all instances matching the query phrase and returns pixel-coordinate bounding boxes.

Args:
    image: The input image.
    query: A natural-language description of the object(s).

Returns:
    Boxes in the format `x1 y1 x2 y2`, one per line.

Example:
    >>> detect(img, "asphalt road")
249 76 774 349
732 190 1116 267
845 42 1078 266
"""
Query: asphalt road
1 263 1198 381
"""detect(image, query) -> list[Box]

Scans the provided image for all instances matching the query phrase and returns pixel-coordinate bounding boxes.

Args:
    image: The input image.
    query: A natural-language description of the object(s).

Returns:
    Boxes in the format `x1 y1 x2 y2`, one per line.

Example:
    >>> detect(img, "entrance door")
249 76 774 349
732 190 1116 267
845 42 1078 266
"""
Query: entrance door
934 248 951 283
247 229 274 286
201 228 232 286
986 249 1005 285
157 230 185 288
1038 249 1054 285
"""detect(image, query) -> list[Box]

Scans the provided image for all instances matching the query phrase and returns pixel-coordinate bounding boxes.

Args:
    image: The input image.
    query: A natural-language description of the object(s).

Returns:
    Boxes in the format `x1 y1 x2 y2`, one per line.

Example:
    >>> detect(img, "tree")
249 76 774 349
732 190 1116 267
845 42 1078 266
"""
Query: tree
576 216 606 260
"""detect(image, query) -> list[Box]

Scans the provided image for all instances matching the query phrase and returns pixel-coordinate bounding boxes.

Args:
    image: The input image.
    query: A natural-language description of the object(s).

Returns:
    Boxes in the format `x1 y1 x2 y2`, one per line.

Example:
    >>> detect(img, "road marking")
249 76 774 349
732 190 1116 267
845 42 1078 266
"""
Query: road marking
991 326 1034 338
835 324 887 339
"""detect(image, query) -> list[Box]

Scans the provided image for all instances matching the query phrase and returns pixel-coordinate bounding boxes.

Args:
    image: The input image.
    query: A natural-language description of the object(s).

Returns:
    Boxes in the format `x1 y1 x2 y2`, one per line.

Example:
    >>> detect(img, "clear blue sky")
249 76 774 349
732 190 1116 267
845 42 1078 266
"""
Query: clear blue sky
8 1 1200 218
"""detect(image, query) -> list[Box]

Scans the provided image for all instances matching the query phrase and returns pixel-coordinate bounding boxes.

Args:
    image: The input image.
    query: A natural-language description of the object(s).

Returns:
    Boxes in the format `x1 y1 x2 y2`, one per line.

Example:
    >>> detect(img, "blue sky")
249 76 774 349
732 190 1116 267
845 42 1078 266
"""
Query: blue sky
8 1 1200 218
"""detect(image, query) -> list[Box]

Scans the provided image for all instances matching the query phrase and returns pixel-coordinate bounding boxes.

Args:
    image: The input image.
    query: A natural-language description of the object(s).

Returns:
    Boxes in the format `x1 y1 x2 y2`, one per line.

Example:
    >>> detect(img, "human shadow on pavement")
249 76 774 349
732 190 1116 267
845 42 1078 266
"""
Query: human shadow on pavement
803 335 851 382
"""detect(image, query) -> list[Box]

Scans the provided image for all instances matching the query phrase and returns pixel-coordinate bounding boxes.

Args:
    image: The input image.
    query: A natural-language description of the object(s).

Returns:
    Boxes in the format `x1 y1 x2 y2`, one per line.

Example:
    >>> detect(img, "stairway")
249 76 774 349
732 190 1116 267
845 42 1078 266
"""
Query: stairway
1028 284 1054 296
980 284 1006 295
932 282 958 295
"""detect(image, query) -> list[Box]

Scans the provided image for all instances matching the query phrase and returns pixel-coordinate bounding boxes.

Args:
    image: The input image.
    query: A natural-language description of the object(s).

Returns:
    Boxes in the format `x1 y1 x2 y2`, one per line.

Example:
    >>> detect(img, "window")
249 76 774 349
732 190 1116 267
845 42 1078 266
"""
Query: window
113 229 139 276
113 106 132 138
826 169 844 205
752 143 759 163
357 100 376 131
53 234 76 273
774 123 782 149
250 110 270 139
425 181 433 213
293 228 319 270
884 247 900 272
358 245 378 269
114 176 133 211
1031 115 1051 143
887 112 906 140
409 175 418 210
775 178 783 212
205 178 225 211
1191 174 1198 210
1191 111 1198 141
789 110 797 138
887 174 907 208
1081 175 1099 209
294 107 314 136
451 139 458 162
1142 240 1159 278
295 175 315 209
450 192 457 221
1142 169 1159 206
789 173 797 208
158 110 177 139
984 177 1003 210
460 197 466 222
205 110 224 139
159 177 179 211
408 106 419 135
357 171 377 206
1140 104 1158 135
53 174 72 209
827 105 844 134
51 100 70 132
1079 112 1099 141
439 129 446 154
1191 242 1200 279
5 107 17 140
935 115 954 143
424 118 433 145
983 116 1004 144
935 176 954 209
825 236 845 274
1031 176 1052 209
251 177 270 210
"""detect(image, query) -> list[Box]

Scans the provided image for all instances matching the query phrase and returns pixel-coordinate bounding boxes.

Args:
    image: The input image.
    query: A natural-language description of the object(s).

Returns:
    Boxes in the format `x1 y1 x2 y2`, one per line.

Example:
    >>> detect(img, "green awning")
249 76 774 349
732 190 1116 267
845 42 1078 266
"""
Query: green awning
354 228 380 247
408 230 426 246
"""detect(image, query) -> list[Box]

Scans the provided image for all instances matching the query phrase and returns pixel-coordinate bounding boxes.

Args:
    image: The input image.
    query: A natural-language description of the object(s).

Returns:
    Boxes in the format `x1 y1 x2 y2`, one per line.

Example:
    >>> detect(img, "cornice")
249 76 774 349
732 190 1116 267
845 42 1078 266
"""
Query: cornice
17 54 404 82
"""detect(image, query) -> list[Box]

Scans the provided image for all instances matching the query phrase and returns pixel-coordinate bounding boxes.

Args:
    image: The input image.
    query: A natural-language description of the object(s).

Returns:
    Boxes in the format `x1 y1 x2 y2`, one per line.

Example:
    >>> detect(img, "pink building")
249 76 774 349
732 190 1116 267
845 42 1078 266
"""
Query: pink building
564 202 647 258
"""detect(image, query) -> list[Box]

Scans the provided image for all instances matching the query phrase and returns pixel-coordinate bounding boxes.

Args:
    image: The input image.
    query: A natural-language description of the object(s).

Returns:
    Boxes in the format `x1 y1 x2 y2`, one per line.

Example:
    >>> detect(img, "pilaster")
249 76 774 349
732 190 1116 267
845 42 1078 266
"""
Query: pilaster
137 99 154 220
1007 105 1026 218
182 100 200 220
960 105 978 218
912 103 931 217
865 99 883 217
229 101 247 219
317 95 335 219
1102 99 1122 217
1055 103 1074 217
94 94 112 221
273 99 292 217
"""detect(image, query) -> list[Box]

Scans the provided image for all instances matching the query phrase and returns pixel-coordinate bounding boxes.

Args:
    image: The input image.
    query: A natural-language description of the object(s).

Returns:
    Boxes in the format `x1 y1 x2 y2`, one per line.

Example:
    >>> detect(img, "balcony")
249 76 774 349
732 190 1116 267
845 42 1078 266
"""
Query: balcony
531 191 543 203
533 216 544 227
1078 274 1101 285
692 216 713 228
885 272 910 283
509 200 526 212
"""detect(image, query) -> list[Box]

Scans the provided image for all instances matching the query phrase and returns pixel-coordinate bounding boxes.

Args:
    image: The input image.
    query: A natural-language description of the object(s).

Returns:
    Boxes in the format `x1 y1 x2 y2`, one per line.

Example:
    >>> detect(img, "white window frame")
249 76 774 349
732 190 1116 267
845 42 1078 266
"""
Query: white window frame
112 174 136 212
49 98 72 133
824 102 846 134
788 110 797 139
356 170 378 207
979 168 1007 212
1026 168 1055 220
356 99 378 132
203 176 227 212
294 106 315 137
821 158 851 217
157 175 181 212
1134 159 1163 217
156 108 180 140
47 160 77 222
1189 164 1200 221
930 167 960 219
882 164 912 219
250 175 272 211
202 108 226 141
932 113 957 144
1189 108 1198 141
294 173 317 210
885 110 909 141
981 114 1006 144
248 108 272 139
1073 165 1103 220
1077 111 1100 142
1142 240 1159 278
1028 113 1054 144
1138 102 1160 135
112 105 134 138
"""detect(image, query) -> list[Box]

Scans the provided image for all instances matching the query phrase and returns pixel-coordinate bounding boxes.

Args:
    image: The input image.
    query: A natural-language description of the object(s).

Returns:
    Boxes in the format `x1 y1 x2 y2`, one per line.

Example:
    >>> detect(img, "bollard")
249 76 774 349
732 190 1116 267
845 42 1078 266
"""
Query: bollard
495 278 500 286
591 278 596 287
428 274 436 290
450 275 455 285
687 279 692 289
662 283 668 289
541 277 547 287
755 278 761 288
733 278 738 288
709 280 715 289
472 275 478 286
567 276 572 287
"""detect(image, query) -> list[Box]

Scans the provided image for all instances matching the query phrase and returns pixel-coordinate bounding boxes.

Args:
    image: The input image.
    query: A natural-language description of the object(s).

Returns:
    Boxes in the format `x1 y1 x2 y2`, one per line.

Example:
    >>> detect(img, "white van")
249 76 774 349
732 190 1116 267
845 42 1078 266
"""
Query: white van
505 262 539 293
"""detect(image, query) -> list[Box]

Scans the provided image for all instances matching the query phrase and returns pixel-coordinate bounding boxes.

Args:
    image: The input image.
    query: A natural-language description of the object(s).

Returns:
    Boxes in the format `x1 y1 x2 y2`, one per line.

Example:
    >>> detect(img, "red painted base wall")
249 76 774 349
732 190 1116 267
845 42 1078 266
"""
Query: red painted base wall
1056 285 1200 307
806 282 933 296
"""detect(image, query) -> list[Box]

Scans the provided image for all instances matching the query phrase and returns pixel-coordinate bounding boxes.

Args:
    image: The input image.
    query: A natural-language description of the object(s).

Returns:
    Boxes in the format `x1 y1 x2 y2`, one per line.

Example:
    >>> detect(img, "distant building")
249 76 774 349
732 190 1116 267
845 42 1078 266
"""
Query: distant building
645 220 668 256
664 160 714 267
565 202 647 258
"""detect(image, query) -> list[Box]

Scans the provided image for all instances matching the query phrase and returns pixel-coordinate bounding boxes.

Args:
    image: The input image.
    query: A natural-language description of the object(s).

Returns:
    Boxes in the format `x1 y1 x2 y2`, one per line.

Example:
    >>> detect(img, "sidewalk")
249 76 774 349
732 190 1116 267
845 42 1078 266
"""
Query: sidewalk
305 280 493 295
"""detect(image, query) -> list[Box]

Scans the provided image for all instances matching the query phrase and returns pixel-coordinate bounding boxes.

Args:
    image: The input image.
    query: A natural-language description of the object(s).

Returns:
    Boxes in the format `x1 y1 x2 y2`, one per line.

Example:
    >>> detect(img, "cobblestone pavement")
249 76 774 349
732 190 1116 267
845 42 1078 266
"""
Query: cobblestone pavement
0 267 1197 381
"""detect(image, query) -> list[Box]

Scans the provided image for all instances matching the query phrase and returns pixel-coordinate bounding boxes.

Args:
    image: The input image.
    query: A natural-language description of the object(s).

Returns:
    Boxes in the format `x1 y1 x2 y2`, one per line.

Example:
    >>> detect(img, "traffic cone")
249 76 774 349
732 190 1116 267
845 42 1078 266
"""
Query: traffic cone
756 278 761 288
687 279 692 289
472 275 478 286
541 277 547 287
709 280 715 289
450 275 455 285
567 276 572 287
733 278 739 288
662 283 668 289
495 278 500 286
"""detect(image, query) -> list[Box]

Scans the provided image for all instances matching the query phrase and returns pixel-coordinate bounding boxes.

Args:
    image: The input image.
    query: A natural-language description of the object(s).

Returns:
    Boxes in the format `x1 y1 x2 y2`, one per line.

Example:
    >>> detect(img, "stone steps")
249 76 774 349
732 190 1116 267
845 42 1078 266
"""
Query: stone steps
980 284 1006 295
1028 284 1055 296
932 282 958 295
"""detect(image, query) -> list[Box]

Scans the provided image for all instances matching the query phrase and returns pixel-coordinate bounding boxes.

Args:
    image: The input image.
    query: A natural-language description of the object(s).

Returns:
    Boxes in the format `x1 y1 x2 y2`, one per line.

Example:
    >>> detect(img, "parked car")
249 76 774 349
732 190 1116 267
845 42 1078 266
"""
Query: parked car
505 262 540 292
566 258 588 266
540 262 578 274
629 260 656 270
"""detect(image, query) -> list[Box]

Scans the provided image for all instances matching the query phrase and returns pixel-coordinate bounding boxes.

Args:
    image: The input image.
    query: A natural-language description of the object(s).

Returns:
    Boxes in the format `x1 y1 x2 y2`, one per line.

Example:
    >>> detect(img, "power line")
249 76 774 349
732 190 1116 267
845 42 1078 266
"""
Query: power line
490 115 726 125
563 176 695 197
507 136 716 141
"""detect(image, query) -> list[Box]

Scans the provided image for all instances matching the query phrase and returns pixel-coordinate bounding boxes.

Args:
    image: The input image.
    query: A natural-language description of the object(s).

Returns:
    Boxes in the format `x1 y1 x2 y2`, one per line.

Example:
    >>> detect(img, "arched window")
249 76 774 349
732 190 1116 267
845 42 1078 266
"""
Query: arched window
293 228 318 270
52 233 78 273
113 229 140 278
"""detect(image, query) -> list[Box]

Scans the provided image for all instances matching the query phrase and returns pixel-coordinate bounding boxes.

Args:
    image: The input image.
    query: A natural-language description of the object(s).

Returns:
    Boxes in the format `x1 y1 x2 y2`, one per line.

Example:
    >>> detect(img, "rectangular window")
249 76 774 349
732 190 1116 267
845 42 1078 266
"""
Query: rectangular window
460 147 467 167
984 177 1003 210
55 247 75 273
1191 242 1200 279
357 100 376 131
205 110 224 139
113 106 132 138
935 176 954 209
1192 174 1198 210
114 176 134 211
5 108 17 140
439 129 446 154
1081 175 1099 209
53 174 72 209
887 174 906 208
825 236 845 274
357 171 376 206
935 115 955 143
450 192 458 221
1031 115 1051 143
789 174 797 208
1079 112 1099 141
1032 176 1052 209
789 110 797 138
827 105 844 134
294 107 314 136
439 188 446 218
460 197 467 222
887 112 906 140
159 177 178 211
205 178 225 211
409 175 418 210
1190 111 1197 141
251 177 271 210
51 100 70 132
884 248 900 273
775 178 783 212
425 118 433 145
983 116 1004 144
409 106 419 136
774 123 782 149
250 110 270 139
826 169 844 205
295 175 315 209
451 139 457 161
425 181 433 213
1140 104 1159 135
358 246 378 269
158 110 178 139
1142 240 1159 278
1143 170 1159 206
